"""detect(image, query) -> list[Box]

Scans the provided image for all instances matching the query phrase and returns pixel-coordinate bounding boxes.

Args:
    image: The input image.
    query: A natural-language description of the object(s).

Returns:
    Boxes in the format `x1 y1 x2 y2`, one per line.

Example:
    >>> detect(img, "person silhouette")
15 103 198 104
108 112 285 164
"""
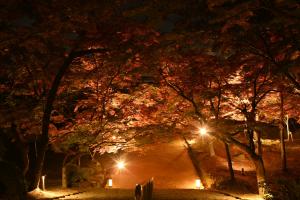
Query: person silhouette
135 184 142 200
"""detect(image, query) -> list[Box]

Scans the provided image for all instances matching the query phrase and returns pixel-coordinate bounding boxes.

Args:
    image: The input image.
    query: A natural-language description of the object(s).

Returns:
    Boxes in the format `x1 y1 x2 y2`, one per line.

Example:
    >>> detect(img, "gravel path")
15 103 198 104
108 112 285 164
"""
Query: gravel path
57 188 261 200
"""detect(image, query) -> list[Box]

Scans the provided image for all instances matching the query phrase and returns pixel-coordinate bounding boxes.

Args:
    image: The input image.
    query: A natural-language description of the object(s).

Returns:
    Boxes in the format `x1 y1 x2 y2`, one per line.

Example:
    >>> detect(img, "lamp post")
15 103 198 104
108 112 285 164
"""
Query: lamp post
41 175 46 190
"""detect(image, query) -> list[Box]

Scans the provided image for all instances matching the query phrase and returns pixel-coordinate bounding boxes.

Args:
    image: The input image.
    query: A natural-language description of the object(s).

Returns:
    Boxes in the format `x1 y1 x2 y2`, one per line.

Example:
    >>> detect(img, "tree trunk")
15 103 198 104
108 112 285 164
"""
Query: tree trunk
62 153 72 188
224 142 235 181
256 131 263 156
251 155 266 195
62 166 67 188
280 126 287 171
245 111 256 152
248 130 255 151
27 138 48 191
209 141 215 157
280 91 287 171
183 137 207 188
78 156 81 167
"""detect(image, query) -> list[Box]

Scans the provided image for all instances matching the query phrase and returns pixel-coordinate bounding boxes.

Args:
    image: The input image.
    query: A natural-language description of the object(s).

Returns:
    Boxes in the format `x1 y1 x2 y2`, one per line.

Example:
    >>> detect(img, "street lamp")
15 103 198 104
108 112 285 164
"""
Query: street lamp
195 179 204 189
108 178 113 187
199 127 207 136
41 175 46 190
116 160 125 170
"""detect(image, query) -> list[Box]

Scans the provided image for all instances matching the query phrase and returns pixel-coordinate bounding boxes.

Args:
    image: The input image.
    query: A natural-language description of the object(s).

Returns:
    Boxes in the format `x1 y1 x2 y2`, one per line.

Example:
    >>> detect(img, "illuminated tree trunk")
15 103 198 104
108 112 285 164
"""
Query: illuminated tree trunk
62 166 67 188
279 91 287 171
182 137 207 188
224 142 235 181
256 131 263 156
251 155 266 195
62 154 70 188
78 156 81 167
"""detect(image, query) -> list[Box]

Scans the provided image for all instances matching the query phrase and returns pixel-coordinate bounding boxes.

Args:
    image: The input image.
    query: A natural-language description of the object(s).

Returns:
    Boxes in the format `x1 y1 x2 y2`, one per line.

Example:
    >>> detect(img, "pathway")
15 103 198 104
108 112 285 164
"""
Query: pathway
111 139 198 189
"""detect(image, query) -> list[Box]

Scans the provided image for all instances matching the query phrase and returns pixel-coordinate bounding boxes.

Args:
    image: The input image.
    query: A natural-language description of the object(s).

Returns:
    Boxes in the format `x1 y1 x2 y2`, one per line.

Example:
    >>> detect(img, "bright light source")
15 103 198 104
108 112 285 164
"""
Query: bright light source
199 127 207 136
116 161 125 169
108 179 112 187
112 136 116 140
195 179 204 189
41 175 46 191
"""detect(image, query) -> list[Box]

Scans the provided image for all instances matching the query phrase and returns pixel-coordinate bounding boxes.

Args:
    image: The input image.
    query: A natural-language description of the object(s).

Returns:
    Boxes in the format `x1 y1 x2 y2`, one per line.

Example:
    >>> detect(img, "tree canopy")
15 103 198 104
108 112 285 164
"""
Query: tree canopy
0 0 299 193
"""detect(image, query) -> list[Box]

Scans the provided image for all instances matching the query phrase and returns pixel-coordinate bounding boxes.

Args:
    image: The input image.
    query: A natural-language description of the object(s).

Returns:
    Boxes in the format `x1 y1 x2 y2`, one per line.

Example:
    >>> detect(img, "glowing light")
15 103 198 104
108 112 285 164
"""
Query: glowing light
108 179 112 187
199 127 207 136
41 175 46 191
116 160 125 169
195 179 204 189
112 136 116 140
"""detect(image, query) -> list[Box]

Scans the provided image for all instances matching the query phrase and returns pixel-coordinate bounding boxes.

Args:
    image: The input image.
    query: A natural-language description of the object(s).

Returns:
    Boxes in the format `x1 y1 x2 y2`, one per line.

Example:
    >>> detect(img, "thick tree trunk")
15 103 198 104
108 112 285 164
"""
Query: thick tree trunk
224 142 235 181
256 131 263 156
248 129 255 151
245 111 256 152
27 137 48 191
251 155 266 195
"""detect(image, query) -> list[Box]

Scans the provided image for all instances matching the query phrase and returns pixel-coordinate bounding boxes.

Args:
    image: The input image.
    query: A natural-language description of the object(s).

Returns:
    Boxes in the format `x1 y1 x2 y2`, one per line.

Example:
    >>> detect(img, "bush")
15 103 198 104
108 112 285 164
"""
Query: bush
66 162 107 188
66 164 87 187
267 179 300 200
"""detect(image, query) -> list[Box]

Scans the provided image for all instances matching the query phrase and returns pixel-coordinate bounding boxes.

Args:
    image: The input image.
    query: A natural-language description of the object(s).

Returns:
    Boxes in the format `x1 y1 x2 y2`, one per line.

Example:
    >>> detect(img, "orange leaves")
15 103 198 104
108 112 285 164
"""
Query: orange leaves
291 51 300 61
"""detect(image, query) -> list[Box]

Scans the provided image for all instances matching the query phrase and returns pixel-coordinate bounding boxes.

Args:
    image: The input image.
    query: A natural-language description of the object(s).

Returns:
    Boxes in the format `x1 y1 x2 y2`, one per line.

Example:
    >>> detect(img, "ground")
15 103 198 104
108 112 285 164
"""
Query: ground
28 188 262 200
111 138 197 189
28 135 300 199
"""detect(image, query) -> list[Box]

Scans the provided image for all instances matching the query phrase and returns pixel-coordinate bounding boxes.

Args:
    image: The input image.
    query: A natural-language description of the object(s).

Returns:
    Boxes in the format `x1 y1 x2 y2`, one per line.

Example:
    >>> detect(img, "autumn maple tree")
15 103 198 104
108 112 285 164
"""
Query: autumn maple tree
1 0 299 197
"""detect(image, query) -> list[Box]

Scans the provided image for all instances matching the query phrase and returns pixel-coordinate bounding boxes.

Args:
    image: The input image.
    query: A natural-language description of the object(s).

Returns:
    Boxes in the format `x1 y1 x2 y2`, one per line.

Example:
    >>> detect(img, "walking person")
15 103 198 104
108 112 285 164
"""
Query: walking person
135 184 142 200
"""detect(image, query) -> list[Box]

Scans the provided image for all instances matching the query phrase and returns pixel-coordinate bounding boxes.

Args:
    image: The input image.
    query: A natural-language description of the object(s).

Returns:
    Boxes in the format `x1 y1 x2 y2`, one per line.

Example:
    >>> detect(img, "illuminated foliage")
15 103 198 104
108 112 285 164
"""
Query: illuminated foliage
0 0 299 193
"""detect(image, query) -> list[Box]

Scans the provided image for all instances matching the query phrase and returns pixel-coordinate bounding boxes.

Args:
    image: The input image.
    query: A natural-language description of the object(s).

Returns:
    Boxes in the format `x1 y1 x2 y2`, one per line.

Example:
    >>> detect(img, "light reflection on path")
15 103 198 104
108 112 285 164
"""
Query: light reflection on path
112 139 198 189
